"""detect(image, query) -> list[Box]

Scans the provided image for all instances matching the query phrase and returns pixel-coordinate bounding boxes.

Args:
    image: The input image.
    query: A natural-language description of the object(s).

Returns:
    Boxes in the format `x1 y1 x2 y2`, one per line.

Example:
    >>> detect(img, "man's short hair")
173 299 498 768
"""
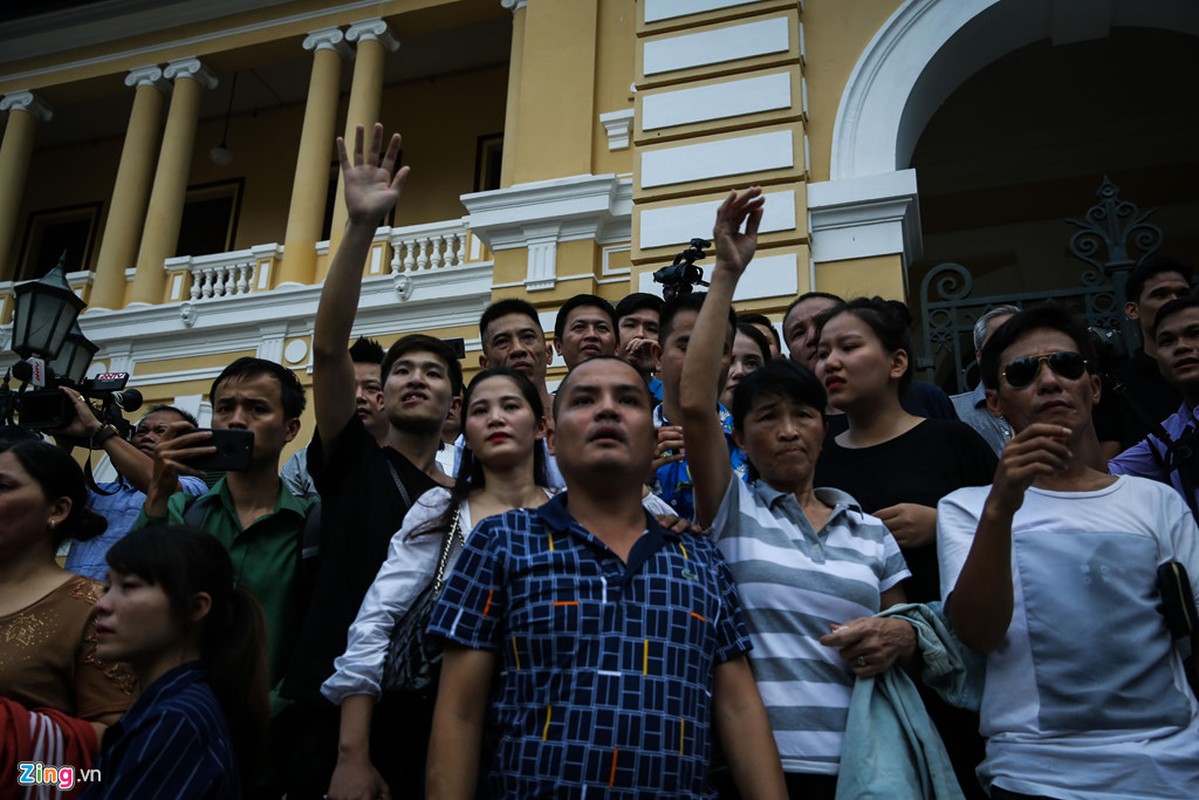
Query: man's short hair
1152 295 1199 339
784 291 843 320
554 294 617 341
736 312 781 354
139 404 198 428
211 357 306 419
614 292 663 324
1126 256 1193 305
348 336 385 365
979 305 1096 391
381 334 464 396
479 298 542 340
660 292 736 345
972 304 1022 352
551 355 654 420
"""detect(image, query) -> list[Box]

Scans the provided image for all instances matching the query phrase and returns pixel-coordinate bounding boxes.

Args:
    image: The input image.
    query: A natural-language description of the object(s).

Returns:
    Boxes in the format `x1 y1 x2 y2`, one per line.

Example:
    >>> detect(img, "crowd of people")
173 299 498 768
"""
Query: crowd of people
3 124 1198 800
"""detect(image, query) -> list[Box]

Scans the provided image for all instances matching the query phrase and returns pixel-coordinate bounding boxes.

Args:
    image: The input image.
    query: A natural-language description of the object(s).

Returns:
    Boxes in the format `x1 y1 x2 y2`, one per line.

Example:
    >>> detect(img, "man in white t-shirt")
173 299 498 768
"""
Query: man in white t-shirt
937 304 1199 800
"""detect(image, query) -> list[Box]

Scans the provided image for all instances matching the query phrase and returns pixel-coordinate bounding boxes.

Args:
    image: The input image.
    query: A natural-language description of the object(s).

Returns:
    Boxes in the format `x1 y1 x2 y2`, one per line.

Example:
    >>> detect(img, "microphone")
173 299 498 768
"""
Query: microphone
112 388 143 412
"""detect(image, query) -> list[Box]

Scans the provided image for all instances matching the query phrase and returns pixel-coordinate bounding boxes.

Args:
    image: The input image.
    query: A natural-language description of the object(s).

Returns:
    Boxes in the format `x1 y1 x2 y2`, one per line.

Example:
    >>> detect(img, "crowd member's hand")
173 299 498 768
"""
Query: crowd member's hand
339 123 409 227
48 387 105 440
144 422 213 517
989 422 1073 515
654 513 703 536
621 335 658 367
875 502 938 548
327 754 392 800
651 425 685 474
712 187 764 277
820 617 916 678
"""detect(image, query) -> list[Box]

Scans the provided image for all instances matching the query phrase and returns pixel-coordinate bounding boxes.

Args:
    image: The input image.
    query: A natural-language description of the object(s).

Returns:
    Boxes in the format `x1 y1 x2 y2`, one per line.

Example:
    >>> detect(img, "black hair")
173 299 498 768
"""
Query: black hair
1152 295 1199 339
735 322 772 365
554 294 617 341
785 291 843 320
817 296 915 391
106 525 269 787
660 292 737 345
732 360 827 482
552 355 655 420
0 439 106 546
614 292 663 323
380 334 464 397
348 336 385 365
479 298 542 340
736 313 781 354
979 304 1096 390
412 368 548 539
211 357 306 419
138 404 198 429
1126 256 1193 306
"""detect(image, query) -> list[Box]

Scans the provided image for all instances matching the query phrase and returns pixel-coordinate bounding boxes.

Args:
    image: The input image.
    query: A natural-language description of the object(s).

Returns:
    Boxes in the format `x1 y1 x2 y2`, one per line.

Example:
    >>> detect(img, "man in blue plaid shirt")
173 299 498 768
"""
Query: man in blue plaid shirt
426 355 786 798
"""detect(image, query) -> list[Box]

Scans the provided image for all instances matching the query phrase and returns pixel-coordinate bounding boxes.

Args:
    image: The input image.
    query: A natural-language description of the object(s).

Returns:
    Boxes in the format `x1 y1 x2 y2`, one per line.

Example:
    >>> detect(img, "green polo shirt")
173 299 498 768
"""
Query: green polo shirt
136 477 313 715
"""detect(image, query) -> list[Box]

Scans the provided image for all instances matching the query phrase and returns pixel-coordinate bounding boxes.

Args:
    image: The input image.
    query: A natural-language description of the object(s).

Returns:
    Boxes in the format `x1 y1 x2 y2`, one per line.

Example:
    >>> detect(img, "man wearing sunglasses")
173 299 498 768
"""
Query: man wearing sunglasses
935 305 1199 800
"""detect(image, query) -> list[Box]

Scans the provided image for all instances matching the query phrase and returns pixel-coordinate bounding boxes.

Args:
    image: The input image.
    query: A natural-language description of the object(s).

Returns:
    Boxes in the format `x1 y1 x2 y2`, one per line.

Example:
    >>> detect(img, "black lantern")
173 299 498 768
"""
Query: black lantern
11 254 86 361
47 321 98 385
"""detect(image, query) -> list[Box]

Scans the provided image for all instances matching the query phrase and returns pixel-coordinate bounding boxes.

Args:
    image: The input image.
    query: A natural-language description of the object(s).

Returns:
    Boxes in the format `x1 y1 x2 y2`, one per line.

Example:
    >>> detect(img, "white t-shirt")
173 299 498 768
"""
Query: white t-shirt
938 476 1199 799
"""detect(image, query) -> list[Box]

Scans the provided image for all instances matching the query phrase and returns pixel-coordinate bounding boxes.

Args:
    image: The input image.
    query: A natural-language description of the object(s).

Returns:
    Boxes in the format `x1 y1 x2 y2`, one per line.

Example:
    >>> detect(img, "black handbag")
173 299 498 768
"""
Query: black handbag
1158 560 1198 640
381 504 462 701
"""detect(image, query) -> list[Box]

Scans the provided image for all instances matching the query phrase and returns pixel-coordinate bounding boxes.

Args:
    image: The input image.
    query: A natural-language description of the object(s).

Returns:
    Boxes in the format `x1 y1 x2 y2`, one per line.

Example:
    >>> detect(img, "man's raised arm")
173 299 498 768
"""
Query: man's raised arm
313 123 409 450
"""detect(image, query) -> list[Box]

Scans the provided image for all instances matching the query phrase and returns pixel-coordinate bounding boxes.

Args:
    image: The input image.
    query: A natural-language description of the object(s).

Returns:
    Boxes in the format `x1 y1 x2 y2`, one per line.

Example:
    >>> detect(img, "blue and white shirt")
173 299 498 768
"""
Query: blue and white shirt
652 403 748 521
427 492 751 798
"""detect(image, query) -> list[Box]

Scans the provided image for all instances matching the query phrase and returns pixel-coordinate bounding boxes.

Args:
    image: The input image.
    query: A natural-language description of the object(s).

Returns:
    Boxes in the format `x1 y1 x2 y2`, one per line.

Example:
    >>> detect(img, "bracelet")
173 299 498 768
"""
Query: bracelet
90 425 119 449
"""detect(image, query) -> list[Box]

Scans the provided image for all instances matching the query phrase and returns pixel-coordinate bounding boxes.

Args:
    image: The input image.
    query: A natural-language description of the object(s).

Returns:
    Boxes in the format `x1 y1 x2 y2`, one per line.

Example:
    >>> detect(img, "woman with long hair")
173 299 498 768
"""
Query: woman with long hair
681 190 916 799
0 437 134 779
82 524 269 798
323 367 551 799
812 296 997 799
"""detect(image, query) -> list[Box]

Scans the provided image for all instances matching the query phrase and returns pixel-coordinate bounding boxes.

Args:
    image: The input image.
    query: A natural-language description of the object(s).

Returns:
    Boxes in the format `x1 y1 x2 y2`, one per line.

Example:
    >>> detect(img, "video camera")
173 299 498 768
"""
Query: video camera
653 238 711 303
4 359 142 435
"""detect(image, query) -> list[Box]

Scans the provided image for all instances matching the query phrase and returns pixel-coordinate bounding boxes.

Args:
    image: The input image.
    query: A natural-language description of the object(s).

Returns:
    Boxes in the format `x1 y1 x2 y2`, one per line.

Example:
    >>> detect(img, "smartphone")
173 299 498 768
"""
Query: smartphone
189 428 254 472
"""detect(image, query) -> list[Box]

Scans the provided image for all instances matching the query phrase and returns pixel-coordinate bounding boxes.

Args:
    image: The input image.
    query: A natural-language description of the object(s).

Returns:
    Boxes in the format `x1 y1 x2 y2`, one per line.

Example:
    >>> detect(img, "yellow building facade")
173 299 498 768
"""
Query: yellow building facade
1 0 1196 460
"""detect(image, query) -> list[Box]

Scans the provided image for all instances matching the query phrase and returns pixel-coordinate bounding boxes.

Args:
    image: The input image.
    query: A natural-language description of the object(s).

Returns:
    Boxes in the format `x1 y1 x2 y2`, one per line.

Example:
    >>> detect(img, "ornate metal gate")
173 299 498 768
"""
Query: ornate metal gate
918 177 1163 392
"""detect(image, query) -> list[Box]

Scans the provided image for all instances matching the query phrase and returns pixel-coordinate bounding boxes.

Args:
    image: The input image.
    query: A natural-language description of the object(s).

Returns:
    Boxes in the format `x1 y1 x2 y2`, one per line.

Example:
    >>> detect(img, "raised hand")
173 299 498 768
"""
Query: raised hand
989 422 1073 514
712 187 764 277
338 123 410 226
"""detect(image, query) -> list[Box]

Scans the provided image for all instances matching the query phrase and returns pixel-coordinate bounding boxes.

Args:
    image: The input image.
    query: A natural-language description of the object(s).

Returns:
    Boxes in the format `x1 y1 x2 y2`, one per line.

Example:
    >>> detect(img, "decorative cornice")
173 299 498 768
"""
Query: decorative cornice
0 90 52 121
599 109 634 151
303 27 353 59
345 19 399 53
124 65 167 91
807 169 922 266
500 0 528 12
163 57 218 89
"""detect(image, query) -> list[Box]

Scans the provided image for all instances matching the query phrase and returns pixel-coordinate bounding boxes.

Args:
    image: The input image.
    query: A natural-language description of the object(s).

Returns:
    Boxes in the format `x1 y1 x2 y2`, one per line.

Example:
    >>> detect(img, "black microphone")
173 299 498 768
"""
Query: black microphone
112 388 143 412
10 360 33 383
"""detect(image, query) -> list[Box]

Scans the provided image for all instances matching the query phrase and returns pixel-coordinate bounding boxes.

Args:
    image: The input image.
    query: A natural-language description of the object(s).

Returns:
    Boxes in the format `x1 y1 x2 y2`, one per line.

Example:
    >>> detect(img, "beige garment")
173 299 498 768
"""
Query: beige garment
0 575 136 720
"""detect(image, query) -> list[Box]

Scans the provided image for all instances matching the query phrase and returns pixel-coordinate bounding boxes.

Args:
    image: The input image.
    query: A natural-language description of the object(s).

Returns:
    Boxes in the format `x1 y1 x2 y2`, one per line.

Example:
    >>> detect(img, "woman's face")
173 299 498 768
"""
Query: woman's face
93 570 180 669
735 395 825 490
721 332 767 409
0 451 67 559
463 376 545 470
815 313 906 410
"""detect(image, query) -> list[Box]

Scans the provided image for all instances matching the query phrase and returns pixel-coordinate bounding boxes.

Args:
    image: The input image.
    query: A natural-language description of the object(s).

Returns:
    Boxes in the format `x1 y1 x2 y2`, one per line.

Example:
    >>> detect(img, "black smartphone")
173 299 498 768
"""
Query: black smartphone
189 429 254 472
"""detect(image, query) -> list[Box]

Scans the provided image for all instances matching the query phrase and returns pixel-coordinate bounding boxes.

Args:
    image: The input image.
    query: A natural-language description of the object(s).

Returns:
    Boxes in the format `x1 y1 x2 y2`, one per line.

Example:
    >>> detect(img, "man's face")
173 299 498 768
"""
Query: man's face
480 313 551 384
749 321 781 360
986 328 1100 436
549 358 655 481
785 297 839 369
1155 306 1199 393
383 350 459 436
1128 271 1190 340
353 362 386 438
211 373 300 466
131 410 191 456
555 306 617 370
657 309 732 406
617 308 660 371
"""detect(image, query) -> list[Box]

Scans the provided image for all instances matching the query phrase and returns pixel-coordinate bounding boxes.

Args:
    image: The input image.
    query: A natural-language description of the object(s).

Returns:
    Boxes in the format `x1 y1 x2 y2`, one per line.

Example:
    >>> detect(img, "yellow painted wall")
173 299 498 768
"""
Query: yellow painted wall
592 0 636 176
815 253 906 300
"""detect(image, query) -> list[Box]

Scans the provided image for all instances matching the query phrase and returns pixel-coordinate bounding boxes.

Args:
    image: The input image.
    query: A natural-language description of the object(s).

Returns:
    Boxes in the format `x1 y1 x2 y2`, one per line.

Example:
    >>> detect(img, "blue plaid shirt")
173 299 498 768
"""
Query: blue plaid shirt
428 492 751 798
652 403 749 521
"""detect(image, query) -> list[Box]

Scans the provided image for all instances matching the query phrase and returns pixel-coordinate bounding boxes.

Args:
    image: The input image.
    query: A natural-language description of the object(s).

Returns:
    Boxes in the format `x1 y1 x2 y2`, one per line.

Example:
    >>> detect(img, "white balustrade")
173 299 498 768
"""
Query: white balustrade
387 219 471 276
165 250 258 301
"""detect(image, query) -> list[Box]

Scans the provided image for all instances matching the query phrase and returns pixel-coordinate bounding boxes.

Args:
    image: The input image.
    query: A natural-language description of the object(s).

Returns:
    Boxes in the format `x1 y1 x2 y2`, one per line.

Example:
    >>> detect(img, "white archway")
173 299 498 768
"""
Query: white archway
811 0 1199 270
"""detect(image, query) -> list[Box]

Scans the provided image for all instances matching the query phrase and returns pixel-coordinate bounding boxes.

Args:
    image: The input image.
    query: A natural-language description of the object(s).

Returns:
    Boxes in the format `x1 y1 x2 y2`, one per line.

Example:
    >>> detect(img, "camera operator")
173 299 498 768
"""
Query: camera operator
49 388 207 581
1095 257 1193 460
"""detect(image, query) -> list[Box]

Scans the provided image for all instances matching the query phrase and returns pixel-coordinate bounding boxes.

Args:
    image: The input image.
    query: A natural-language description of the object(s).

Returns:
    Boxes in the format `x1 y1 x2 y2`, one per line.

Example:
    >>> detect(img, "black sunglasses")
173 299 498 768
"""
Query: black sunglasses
1002 351 1088 388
